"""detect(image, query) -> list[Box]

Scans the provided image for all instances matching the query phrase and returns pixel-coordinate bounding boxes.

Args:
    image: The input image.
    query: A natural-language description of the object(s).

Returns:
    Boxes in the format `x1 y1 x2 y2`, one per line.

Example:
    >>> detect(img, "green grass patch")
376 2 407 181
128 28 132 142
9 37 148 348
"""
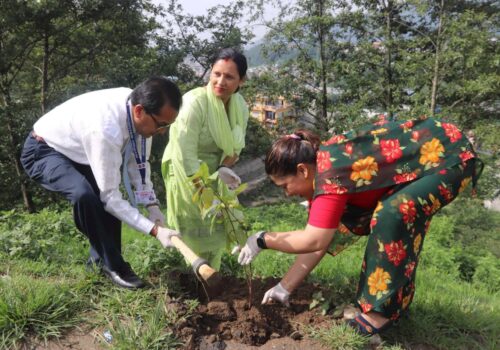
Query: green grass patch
0 199 499 349
0 275 84 349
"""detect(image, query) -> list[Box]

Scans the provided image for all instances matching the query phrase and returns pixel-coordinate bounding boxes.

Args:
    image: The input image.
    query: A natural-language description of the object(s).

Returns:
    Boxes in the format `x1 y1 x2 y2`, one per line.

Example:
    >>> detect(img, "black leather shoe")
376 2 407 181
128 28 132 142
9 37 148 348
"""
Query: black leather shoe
102 263 145 289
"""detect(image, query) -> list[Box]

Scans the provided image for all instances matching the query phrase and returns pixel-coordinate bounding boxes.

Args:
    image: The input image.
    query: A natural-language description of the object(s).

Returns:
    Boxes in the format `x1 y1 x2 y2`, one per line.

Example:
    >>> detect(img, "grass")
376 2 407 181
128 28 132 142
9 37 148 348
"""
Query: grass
0 199 499 349
0 275 83 349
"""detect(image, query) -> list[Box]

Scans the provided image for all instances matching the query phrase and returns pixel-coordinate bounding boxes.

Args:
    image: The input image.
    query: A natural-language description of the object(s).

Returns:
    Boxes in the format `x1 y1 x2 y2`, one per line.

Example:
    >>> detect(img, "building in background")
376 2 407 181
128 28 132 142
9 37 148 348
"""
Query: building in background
250 95 297 128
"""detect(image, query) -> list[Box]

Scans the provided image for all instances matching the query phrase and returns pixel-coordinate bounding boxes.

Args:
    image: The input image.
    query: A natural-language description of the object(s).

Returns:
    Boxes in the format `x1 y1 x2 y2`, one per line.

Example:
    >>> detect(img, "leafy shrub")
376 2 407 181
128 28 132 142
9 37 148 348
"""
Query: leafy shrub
473 253 500 293
0 208 85 262
239 117 273 160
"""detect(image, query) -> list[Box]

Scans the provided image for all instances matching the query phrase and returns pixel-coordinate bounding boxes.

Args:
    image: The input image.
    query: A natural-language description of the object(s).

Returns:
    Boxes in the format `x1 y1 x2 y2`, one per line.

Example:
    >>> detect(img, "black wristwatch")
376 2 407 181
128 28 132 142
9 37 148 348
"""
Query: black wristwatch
256 230 267 249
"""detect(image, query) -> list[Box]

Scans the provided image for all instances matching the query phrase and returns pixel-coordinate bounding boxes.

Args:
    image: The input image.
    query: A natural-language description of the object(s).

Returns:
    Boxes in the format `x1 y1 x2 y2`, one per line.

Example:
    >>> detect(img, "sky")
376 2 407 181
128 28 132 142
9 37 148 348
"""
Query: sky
153 0 281 43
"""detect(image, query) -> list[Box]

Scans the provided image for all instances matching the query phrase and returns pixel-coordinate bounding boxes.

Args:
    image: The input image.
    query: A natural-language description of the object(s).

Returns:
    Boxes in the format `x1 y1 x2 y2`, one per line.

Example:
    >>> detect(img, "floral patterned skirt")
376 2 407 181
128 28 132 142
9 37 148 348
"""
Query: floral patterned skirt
328 159 478 319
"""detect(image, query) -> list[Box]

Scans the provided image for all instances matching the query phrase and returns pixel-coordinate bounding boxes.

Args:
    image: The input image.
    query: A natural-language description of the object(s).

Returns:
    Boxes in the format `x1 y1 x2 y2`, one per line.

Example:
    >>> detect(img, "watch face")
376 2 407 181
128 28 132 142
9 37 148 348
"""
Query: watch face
257 237 264 248
257 232 266 249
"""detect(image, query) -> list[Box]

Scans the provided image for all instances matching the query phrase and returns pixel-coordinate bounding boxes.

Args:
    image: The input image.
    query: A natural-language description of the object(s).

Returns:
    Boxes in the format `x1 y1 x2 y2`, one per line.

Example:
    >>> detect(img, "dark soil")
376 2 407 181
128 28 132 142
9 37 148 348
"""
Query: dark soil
171 274 332 350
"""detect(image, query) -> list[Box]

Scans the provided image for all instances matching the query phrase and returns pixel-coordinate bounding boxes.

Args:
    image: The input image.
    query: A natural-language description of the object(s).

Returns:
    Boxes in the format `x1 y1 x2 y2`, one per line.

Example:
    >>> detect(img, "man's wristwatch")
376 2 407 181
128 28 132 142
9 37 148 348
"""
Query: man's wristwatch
256 230 267 249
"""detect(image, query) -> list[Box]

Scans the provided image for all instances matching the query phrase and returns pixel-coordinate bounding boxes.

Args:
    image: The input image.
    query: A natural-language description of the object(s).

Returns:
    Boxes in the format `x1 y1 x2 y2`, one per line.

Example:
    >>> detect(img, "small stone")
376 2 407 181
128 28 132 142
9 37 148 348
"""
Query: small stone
221 329 232 340
343 304 360 320
290 330 302 340
207 334 217 343
232 329 243 339
370 334 383 346
270 332 280 339
103 330 112 343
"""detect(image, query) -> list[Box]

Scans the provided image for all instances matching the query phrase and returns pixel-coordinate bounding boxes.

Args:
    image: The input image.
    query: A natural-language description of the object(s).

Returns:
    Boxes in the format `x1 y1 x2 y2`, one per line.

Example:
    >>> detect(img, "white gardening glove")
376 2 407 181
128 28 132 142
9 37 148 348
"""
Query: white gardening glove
156 227 180 248
147 205 165 226
262 282 290 307
218 166 241 190
235 233 262 265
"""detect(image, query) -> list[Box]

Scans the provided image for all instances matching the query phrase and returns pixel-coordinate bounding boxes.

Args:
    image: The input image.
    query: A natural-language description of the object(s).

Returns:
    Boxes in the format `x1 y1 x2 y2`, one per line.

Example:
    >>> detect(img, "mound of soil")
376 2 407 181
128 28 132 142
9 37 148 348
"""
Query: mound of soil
171 274 332 350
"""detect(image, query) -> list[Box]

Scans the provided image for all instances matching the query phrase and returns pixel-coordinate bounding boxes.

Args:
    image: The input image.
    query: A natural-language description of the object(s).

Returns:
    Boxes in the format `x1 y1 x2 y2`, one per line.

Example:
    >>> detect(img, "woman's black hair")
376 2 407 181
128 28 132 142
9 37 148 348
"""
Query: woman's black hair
212 48 248 78
130 76 182 115
265 129 321 177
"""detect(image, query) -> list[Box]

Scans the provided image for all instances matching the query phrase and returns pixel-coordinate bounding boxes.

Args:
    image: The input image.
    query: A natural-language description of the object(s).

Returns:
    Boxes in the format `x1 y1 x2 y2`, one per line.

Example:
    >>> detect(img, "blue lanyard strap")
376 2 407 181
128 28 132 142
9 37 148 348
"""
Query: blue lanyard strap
126 102 147 185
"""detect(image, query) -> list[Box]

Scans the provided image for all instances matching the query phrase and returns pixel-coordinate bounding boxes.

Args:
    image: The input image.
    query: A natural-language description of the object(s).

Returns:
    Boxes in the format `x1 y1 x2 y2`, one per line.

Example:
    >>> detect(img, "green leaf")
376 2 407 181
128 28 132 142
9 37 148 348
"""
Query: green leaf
200 187 214 209
233 182 248 195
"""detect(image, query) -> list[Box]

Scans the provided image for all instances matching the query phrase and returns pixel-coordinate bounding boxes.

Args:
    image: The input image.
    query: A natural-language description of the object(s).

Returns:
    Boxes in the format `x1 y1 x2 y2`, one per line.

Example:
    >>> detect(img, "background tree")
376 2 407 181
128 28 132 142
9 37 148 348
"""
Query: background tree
164 0 254 86
0 0 171 211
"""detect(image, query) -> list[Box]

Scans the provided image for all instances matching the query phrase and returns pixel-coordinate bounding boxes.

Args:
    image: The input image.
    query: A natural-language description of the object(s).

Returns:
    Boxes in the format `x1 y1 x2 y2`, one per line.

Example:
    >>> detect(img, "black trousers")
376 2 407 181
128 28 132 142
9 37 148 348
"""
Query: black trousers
20 133 125 270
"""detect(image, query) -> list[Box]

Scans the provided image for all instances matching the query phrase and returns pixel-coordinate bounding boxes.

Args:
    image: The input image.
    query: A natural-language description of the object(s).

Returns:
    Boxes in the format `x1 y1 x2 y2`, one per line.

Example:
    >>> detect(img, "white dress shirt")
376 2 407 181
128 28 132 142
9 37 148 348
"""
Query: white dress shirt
34 87 156 234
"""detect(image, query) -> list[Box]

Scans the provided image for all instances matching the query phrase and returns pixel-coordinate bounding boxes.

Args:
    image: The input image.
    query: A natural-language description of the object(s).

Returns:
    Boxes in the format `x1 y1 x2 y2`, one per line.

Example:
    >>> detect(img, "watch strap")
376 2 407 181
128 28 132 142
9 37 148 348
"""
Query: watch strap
256 230 267 249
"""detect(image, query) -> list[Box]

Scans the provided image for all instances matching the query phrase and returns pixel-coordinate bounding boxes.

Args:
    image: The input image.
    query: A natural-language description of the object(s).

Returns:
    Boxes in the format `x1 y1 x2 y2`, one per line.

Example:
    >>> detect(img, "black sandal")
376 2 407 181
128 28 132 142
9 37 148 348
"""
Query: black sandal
347 314 393 336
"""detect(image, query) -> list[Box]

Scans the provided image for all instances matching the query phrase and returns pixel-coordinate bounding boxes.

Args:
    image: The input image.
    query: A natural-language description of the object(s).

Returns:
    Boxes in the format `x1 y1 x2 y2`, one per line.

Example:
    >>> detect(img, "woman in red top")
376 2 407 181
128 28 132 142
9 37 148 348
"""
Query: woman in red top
235 116 482 335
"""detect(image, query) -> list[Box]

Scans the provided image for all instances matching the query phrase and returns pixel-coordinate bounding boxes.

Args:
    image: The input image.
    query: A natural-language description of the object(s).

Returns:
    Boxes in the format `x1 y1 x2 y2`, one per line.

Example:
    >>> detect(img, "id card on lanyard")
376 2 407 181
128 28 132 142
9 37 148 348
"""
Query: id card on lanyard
126 102 155 205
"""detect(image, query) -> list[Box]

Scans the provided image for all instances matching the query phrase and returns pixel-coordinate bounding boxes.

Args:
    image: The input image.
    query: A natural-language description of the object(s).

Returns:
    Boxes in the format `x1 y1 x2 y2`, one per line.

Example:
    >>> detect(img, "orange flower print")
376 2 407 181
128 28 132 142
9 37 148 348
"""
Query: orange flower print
384 240 407 266
442 122 462 143
370 201 383 229
419 138 444 166
399 200 416 224
316 150 332 173
350 156 378 185
430 194 441 213
402 295 412 309
459 177 472 193
380 139 403 163
413 234 422 256
393 172 417 184
371 128 388 136
368 267 391 297
323 134 346 146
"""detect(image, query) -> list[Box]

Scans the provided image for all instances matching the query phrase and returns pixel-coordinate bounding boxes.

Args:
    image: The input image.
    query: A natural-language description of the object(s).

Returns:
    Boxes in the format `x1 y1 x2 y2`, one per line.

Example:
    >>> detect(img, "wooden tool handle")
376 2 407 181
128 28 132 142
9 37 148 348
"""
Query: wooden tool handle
170 235 200 265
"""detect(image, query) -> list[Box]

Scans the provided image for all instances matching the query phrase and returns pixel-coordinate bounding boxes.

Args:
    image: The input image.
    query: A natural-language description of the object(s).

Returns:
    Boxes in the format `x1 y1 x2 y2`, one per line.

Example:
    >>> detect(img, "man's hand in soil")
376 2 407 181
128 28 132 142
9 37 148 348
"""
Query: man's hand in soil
233 232 261 265
262 282 290 307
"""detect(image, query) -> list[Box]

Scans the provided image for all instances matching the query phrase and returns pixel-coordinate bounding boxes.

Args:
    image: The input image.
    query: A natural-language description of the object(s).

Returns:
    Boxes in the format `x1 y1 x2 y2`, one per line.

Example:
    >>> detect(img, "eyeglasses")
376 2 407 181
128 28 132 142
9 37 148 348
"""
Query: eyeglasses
148 113 172 130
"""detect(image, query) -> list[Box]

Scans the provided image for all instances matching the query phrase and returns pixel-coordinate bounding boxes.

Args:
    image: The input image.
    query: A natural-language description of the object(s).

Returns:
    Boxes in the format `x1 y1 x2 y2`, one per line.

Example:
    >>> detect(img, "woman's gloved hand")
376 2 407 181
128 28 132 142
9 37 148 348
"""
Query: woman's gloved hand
218 166 241 190
233 232 262 265
262 282 290 307
147 205 165 226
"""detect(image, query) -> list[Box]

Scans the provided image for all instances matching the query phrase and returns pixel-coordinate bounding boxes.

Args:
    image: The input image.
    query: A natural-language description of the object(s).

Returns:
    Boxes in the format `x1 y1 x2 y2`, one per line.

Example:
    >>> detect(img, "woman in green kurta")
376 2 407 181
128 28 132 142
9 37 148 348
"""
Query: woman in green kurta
162 48 249 269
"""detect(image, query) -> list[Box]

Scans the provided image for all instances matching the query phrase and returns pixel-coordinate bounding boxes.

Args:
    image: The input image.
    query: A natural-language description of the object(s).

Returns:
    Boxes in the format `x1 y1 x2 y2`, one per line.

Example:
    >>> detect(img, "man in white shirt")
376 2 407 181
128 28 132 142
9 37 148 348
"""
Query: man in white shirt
20 76 182 289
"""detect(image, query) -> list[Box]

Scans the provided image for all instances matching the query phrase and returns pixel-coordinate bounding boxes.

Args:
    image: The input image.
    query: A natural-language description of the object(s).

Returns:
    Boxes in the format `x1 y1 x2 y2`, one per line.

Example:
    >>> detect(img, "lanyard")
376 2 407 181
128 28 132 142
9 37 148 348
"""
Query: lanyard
126 102 147 185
